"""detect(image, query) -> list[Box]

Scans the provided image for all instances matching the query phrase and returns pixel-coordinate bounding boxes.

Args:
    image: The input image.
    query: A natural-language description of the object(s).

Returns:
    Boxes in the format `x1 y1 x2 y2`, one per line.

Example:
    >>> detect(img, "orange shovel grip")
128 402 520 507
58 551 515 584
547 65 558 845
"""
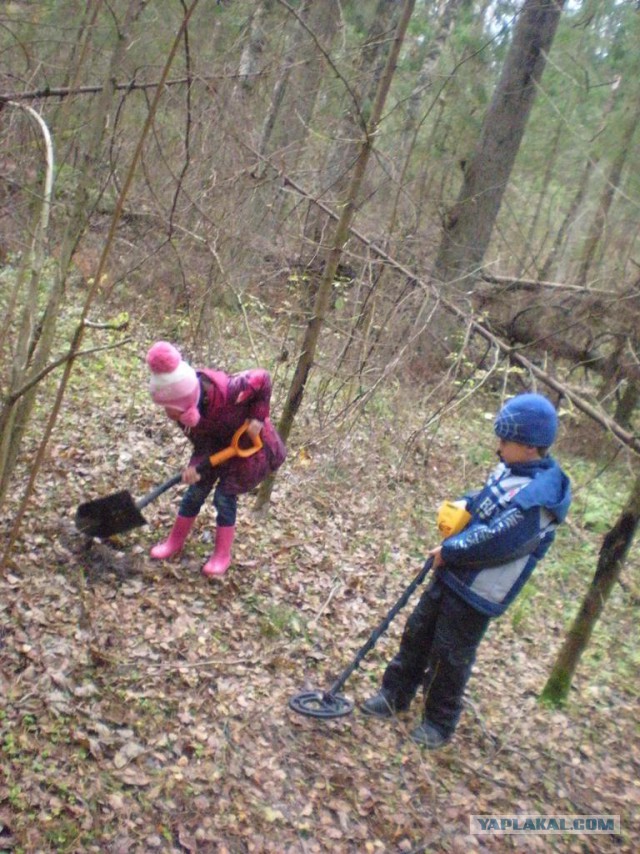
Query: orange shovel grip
207 421 263 468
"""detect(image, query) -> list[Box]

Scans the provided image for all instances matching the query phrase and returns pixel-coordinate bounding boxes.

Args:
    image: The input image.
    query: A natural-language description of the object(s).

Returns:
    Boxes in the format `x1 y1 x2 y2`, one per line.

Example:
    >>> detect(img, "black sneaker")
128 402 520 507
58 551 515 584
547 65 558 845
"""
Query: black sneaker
359 691 406 718
409 721 451 750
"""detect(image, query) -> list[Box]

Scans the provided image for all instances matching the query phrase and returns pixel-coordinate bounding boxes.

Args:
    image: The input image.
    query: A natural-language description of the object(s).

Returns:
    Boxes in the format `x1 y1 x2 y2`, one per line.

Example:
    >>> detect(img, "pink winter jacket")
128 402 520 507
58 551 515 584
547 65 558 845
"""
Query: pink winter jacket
183 368 286 495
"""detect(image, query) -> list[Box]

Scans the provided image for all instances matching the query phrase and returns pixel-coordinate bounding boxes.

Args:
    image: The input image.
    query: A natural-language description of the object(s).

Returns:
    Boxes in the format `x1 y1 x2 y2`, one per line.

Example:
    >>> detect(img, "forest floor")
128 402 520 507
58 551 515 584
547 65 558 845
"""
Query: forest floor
1 337 639 853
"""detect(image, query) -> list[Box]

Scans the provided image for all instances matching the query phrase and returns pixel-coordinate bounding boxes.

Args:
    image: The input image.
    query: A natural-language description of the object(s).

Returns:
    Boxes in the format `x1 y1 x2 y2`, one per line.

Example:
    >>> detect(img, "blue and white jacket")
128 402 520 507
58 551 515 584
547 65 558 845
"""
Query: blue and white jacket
439 456 571 617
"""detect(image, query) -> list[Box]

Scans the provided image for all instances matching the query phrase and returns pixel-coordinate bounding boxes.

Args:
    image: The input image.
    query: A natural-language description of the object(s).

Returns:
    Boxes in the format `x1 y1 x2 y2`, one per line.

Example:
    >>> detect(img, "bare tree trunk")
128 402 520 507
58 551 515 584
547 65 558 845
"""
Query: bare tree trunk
252 0 313 177
318 0 401 201
388 0 466 253
614 380 640 429
1 0 201 562
539 74 621 281
434 0 566 286
281 0 342 175
0 107 54 505
234 1 273 100
302 0 401 268
51 1 104 135
413 96 447 237
401 0 466 144
575 88 640 286
343 0 464 376
538 155 593 281
518 117 564 277
541 470 640 706
0 0 150 509
255 0 417 509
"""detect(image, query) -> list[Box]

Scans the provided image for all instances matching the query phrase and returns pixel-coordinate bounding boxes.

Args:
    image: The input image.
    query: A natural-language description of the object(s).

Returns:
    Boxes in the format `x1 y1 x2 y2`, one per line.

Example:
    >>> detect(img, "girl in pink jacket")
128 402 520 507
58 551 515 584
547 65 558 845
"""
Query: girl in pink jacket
146 341 286 578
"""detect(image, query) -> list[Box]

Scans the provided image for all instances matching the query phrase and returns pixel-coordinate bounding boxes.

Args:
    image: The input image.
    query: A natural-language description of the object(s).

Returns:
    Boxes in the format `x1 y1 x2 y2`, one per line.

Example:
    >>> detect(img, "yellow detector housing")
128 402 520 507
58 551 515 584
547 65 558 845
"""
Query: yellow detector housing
437 500 472 539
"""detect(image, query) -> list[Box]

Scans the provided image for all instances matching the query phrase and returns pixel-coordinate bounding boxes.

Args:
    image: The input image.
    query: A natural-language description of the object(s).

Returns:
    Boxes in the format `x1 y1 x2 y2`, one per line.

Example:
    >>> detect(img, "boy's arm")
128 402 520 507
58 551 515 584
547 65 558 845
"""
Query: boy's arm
458 489 481 508
227 370 272 422
441 504 543 569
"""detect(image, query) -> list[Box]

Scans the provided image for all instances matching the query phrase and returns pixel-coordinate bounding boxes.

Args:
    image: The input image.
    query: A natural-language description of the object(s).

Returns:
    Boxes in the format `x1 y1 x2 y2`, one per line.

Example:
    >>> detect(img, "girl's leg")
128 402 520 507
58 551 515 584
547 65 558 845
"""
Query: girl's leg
202 488 238 578
178 474 216 518
150 475 214 559
150 515 196 559
212 488 238 527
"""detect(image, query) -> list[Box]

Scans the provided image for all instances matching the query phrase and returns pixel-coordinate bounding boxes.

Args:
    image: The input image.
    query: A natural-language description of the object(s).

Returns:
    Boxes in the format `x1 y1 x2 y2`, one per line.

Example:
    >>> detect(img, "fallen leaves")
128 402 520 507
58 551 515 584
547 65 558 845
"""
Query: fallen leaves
1 371 638 852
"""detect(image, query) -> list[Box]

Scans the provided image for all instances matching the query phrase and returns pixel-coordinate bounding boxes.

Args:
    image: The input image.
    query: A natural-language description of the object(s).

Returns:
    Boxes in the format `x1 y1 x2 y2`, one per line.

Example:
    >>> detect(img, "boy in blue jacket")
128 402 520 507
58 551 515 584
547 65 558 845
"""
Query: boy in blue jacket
361 393 572 749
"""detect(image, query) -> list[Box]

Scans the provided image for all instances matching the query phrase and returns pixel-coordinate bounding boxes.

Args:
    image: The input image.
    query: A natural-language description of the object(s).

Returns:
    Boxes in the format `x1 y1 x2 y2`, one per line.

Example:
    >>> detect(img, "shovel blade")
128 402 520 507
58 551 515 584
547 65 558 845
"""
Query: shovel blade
75 490 148 538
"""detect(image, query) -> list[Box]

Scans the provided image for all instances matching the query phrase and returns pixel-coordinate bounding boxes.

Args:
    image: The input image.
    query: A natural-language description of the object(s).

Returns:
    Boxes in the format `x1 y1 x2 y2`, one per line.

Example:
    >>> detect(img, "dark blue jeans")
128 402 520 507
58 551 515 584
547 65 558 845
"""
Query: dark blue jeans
178 472 238 527
381 575 490 738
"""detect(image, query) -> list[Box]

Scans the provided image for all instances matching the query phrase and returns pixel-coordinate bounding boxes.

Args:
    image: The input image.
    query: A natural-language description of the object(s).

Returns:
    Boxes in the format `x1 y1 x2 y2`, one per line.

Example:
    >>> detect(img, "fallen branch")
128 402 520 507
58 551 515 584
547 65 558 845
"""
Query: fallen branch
478 271 619 297
271 170 640 456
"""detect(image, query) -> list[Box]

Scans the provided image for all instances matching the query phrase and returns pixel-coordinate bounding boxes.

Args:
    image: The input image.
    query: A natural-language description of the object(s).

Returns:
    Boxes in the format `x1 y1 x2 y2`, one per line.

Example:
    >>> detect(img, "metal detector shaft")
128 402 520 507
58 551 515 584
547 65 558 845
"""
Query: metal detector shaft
289 556 435 718
326 556 434 697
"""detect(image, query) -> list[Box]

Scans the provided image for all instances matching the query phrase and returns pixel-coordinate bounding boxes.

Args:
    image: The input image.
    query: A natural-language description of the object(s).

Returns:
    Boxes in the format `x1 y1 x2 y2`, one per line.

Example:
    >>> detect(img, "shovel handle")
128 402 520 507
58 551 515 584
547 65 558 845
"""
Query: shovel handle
136 471 184 511
206 420 263 468
137 422 263 512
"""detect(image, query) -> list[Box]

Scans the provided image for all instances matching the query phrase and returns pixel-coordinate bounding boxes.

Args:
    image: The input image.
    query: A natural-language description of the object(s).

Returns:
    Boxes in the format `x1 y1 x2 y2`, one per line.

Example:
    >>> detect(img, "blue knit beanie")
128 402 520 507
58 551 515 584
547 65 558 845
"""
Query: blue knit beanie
494 393 558 448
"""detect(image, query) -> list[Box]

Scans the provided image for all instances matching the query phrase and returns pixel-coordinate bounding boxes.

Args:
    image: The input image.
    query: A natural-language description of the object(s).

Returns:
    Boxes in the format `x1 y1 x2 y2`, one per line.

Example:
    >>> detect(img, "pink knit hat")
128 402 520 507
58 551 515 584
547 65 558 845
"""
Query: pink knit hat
146 341 201 427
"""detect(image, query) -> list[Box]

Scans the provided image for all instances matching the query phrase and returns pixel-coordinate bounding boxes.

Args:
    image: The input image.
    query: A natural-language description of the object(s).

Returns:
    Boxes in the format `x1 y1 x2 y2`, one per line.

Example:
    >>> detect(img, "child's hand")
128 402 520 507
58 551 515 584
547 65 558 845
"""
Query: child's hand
427 545 444 570
182 465 201 485
246 418 264 441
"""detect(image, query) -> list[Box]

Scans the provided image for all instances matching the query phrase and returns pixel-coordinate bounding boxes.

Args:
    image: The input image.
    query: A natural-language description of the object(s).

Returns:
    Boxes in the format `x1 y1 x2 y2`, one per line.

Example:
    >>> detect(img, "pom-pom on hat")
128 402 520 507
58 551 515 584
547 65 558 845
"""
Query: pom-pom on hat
494 393 558 448
146 341 201 427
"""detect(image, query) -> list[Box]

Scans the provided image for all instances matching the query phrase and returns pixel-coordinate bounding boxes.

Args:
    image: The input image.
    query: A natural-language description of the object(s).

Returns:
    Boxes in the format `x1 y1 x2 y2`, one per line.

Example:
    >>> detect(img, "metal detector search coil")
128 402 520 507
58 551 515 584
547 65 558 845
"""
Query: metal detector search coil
289 557 435 719
288 691 353 719
289 505 475 720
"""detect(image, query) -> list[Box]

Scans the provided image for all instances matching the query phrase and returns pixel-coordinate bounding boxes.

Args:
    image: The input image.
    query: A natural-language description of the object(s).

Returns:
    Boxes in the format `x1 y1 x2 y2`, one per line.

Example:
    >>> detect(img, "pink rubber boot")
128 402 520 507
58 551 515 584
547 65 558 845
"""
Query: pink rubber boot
202 525 236 577
150 515 196 560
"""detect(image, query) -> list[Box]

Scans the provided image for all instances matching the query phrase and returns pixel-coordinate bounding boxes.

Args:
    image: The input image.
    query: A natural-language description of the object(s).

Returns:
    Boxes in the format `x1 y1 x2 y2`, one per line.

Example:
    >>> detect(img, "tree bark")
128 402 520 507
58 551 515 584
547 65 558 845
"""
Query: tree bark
539 74 621 281
252 0 313 177
275 167 640 455
234 1 273 99
402 0 466 141
519 116 564 278
538 154 593 281
541 470 640 706
614 380 640 429
390 0 466 251
259 0 342 178
434 0 566 286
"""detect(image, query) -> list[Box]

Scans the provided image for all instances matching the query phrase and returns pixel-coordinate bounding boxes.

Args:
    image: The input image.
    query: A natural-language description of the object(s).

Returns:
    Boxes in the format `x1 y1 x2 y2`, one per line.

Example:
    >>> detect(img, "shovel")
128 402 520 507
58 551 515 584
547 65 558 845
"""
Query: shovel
75 421 263 539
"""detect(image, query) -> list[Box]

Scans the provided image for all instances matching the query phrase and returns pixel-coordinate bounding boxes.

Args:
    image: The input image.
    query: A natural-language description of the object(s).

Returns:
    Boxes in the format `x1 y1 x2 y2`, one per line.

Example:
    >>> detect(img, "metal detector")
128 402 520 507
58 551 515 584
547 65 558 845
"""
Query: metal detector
289 557 434 719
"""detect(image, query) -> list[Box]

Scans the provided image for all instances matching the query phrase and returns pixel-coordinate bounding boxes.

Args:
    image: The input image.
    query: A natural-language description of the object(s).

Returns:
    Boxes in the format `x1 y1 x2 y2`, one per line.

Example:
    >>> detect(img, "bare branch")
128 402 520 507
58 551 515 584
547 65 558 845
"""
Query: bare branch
2 339 133 407
261 165 640 456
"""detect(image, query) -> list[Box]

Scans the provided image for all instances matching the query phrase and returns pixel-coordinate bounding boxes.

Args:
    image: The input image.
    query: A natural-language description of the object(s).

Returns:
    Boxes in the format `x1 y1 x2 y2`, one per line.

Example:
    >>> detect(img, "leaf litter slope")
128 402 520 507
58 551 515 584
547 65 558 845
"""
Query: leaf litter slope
1 350 638 852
